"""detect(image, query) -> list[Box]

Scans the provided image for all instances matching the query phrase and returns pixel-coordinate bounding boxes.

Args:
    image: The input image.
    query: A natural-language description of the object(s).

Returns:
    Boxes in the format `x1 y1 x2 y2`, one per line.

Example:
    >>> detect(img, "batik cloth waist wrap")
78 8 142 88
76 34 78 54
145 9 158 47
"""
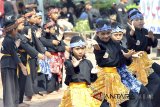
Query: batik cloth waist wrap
59 82 101 107
117 65 142 94
90 67 129 107
38 52 65 82
128 51 154 86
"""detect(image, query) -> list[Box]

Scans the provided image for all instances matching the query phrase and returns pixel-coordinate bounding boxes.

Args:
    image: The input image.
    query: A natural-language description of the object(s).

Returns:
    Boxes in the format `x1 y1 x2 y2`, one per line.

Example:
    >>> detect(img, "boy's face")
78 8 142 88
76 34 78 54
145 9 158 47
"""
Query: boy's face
132 18 144 29
111 32 123 42
17 22 24 31
11 28 18 37
49 27 55 34
29 15 37 24
72 46 86 60
36 16 42 25
51 13 59 21
97 30 111 42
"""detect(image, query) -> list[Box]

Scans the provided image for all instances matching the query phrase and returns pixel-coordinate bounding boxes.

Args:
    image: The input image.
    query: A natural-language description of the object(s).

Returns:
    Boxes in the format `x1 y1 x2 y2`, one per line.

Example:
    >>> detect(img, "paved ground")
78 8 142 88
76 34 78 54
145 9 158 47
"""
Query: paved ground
0 74 63 107
0 49 160 107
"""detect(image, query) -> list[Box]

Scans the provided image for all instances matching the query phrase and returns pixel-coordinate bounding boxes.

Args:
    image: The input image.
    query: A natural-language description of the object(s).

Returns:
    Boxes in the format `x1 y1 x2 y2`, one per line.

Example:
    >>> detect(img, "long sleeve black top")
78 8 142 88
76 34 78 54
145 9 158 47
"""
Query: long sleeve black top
126 27 158 54
41 32 66 53
1 35 21 69
64 59 97 85
94 37 132 67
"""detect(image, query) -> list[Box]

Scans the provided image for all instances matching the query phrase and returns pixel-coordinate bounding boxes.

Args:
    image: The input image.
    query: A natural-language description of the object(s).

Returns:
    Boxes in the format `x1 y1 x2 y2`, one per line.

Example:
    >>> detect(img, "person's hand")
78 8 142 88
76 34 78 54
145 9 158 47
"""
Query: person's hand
52 40 60 46
57 34 63 41
45 51 52 58
0 53 4 60
128 21 135 31
127 22 135 36
15 39 21 48
25 28 32 39
88 39 101 50
34 28 42 38
21 65 28 76
93 44 101 50
71 57 82 67
91 66 99 74
122 49 135 59
132 51 143 58
65 46 70 52
146 31 154 40
38 53 45 60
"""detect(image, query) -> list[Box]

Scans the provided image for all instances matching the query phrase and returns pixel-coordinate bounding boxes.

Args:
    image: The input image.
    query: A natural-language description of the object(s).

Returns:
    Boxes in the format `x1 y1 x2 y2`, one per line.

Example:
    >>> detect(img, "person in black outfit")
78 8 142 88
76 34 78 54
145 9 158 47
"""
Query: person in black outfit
115 0 128 28
1 15 27 107
85 1 101 29
93 19 153 107
126 9 160 107
16 15 44 106
60 6 75 26
59 35 101 107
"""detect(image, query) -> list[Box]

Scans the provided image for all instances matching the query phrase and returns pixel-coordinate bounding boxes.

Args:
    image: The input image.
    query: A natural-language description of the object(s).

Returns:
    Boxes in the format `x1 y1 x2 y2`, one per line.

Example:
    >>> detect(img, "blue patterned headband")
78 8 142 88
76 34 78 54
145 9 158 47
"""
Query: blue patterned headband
96 24 112 32
130 13 143 20
70 40 86 48
128 9 139 17
112 26 124 33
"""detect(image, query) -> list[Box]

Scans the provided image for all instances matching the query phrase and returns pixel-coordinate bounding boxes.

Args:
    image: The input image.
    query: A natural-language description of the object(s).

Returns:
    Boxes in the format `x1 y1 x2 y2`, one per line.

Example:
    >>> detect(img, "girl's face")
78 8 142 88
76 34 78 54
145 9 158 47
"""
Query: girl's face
132 18 144 29
72 46 86 60
97 30 111 42
111 32 123 42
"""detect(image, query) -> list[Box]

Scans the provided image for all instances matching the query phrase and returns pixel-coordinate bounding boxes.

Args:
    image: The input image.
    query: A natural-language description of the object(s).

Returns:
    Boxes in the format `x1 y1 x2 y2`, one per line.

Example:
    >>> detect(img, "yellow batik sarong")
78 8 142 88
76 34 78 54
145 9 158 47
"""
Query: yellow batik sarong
90 67 129 107
128 52 154 86
59 82 101 107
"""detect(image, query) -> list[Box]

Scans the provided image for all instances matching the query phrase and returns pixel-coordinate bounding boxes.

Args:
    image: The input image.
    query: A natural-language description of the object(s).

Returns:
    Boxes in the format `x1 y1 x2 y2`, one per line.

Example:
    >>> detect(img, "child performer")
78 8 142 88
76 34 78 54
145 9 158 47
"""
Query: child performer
111 22 160 107
59 36 101 107
126 9 160 107
1 16 27 107
38 21 66 93
16 15 45 106
91 19 153 107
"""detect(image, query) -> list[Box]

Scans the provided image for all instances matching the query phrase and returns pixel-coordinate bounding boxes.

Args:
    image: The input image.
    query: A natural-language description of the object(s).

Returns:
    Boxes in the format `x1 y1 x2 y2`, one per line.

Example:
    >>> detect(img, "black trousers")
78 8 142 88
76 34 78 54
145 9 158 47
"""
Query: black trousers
46 73 60 93
120 85 153 107
100 99 109 107
151 62 160 107
1 68 19 107
37 73 46 92
25 58 38 97
18 69 26 104
152 62 160 77
100 85 153 107
37 73 60 93
146 72 160 95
